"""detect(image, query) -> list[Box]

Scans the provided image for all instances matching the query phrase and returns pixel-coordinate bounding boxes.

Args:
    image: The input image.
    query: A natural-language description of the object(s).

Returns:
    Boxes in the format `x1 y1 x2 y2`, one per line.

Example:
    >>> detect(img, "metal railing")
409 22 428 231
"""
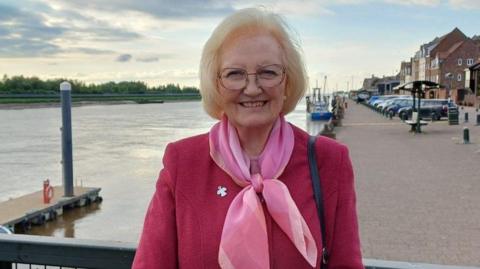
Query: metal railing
1 234 478 269
0 234 136 269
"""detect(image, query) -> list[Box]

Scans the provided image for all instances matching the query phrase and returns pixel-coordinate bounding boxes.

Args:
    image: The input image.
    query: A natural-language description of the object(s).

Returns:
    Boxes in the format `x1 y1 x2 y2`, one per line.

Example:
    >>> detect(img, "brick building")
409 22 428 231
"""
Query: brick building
399 61 412 84
466 62 480 107
399 28 480 104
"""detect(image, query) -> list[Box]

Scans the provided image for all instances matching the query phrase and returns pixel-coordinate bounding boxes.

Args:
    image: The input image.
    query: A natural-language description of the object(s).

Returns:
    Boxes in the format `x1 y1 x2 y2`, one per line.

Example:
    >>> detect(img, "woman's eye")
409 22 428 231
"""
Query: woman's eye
225 70 246 80
258 69 279 79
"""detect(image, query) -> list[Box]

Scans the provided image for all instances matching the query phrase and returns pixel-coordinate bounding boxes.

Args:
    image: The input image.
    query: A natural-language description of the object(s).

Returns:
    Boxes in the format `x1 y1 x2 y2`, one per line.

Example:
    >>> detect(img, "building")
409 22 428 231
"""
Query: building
466 62 480 107
361 74 399 96
399 61 412 84
400 28 480 103
376 75 400 95
362 75 381 95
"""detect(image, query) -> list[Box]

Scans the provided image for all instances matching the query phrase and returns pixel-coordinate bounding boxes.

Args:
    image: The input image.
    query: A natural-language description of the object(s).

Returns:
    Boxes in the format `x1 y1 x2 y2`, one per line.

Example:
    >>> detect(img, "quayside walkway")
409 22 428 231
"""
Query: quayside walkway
335 101 480 266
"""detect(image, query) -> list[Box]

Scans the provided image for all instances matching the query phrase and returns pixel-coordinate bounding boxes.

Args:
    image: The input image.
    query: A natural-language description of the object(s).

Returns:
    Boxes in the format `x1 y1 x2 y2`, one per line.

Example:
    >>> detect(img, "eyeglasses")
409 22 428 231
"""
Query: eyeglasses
218 64 285 91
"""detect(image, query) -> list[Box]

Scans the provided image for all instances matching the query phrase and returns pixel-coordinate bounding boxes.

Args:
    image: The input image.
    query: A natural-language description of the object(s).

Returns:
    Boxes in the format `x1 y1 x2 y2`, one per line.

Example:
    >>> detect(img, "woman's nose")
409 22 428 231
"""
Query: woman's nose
243 75 262 96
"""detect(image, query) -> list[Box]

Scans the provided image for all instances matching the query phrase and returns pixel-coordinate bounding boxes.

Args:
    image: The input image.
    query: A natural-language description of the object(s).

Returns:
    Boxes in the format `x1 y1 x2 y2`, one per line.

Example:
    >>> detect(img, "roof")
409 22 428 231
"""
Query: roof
470 62 480 71
394 80 443 92
438 41 464 59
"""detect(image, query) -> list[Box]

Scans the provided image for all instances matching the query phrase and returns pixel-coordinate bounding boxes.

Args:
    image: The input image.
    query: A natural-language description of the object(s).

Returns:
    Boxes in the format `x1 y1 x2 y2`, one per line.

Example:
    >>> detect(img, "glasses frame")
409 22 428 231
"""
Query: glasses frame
218 64 286 91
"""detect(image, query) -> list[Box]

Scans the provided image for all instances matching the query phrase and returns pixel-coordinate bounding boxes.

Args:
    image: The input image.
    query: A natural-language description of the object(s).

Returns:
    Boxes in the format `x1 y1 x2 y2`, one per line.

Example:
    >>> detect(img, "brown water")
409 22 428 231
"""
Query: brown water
0 101 321 243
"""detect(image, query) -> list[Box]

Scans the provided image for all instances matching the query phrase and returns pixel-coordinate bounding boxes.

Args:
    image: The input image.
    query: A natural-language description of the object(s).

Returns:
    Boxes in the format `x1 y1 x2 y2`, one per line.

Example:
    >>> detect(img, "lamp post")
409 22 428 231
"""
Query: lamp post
445 72 454 100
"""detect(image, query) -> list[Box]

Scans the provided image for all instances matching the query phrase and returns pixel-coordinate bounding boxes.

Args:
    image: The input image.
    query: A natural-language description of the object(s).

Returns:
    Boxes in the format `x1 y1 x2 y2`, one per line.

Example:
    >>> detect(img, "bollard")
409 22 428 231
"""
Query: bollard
389 112 393 120
465 112 469 123
60 82 74 197
463 127 470 144
477 114 480 126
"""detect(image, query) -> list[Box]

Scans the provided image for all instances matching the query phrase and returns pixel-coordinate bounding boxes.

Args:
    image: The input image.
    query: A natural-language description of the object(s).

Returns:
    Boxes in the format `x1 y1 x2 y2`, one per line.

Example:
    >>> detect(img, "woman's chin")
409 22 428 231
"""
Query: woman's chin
231 115 278 132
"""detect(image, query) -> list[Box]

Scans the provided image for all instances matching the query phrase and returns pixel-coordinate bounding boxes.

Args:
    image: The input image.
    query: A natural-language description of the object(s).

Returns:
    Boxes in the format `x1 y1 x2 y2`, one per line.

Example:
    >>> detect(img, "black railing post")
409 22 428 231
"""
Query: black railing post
0 261 12 269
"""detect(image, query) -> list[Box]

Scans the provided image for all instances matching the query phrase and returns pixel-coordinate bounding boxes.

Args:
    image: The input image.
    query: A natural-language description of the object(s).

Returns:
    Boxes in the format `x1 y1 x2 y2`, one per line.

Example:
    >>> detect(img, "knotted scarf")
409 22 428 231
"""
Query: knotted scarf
209 115 317 269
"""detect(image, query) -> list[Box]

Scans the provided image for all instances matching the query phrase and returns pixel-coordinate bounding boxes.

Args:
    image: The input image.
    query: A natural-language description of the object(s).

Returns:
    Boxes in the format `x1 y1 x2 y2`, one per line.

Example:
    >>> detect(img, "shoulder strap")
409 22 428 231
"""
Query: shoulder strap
307 135 329 268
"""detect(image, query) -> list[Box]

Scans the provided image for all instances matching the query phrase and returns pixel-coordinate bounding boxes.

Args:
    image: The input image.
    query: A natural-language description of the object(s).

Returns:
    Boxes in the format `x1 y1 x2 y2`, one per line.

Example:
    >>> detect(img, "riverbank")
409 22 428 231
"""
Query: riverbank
0 99 201 110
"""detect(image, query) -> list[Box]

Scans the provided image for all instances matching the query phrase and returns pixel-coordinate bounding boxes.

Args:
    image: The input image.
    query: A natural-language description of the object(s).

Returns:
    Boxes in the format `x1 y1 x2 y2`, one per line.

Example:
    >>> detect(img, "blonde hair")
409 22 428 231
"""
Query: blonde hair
199 7 307 119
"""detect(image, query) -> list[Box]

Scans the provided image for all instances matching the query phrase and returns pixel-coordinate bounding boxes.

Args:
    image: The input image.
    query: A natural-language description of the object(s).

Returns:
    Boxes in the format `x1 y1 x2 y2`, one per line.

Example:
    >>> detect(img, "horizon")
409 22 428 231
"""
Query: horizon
1 0 479 93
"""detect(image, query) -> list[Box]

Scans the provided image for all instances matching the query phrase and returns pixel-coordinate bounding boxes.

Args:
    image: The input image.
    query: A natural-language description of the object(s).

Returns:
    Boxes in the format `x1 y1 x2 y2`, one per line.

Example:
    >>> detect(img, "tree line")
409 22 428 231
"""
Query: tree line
0 75 200 95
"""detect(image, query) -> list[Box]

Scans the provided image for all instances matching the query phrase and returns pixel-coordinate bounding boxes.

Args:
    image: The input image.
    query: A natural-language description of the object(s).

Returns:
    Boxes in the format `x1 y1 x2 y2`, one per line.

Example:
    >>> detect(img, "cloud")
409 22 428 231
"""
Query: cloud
68 48 115 55
0 2 141 58
383 0 441 6
236 1 335 16
0 3 65 57
116 54 132 62
44 0 235 19
448 0 480 9
136 56 159 63
136 54 175 62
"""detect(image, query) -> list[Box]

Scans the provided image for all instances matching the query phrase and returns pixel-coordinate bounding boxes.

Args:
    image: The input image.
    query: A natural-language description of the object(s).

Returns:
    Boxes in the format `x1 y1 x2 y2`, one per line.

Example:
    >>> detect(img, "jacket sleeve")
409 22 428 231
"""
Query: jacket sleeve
328 145 363 268
132 144 178 269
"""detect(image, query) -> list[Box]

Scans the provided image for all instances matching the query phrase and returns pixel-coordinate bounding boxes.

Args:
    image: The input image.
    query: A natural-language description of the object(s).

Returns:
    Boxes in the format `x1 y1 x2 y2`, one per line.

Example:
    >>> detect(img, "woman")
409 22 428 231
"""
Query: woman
133 8 362 269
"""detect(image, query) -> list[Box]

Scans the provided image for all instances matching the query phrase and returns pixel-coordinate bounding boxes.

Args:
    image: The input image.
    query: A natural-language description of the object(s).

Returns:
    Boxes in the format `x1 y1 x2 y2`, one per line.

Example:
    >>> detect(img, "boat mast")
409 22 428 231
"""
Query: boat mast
323 76 327 103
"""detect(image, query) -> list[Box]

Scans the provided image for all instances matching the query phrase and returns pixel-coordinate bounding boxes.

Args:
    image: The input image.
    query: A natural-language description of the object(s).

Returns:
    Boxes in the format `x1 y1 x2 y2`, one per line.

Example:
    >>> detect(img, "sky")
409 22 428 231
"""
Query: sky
1 0 479 92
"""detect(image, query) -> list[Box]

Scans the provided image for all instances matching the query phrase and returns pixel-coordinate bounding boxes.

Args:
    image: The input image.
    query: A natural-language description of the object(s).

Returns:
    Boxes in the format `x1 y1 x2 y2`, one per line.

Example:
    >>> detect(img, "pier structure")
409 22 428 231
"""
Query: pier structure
0 82 102 233
0 187 101 233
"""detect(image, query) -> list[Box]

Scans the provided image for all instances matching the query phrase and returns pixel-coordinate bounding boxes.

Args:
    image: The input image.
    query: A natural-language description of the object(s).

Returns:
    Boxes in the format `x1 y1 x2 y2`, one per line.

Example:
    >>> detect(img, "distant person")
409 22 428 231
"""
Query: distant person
133 7 362 269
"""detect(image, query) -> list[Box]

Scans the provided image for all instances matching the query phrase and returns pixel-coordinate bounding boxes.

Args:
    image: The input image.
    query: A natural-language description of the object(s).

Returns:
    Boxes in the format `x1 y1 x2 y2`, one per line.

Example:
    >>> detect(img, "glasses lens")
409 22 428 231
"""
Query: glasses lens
257 65 284 87
220 68 246 90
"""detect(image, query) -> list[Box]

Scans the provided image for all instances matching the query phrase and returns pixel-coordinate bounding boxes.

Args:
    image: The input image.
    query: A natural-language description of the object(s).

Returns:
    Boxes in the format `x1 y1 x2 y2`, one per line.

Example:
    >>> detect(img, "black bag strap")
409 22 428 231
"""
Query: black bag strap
308 135 329 268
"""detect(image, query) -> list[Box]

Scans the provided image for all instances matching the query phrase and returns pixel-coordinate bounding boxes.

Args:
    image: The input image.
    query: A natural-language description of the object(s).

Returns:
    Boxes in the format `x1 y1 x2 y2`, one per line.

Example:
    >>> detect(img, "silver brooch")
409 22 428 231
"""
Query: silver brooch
217 186 227 197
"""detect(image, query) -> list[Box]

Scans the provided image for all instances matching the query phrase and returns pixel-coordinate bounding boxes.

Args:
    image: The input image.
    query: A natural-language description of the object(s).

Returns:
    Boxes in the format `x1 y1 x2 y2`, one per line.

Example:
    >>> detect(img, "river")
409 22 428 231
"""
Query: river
0 101 320 243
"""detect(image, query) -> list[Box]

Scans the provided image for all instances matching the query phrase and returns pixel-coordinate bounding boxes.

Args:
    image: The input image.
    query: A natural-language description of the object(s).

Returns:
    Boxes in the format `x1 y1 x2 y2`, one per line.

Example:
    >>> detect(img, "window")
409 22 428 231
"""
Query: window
457 73 462 81
458 58 462 66
467 59 474 66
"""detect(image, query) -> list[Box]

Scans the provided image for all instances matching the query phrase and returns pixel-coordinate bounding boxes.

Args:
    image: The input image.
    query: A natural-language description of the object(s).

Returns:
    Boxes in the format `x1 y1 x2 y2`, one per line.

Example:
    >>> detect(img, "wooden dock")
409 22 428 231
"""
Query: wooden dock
0 186 101 232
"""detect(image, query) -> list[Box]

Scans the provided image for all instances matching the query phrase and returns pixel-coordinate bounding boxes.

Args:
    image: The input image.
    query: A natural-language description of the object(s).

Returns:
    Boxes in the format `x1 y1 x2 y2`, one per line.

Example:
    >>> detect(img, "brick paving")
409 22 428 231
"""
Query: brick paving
334 101 480 266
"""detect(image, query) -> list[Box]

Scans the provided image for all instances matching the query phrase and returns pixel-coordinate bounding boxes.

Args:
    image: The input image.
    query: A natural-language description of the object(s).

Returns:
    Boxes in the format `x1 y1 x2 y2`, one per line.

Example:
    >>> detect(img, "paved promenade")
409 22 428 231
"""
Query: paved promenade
334 101 480 266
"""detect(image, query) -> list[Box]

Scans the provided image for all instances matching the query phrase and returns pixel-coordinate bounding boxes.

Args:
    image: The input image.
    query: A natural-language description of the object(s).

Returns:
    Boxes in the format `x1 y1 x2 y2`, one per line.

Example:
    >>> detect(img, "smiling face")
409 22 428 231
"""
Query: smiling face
218 32 286 133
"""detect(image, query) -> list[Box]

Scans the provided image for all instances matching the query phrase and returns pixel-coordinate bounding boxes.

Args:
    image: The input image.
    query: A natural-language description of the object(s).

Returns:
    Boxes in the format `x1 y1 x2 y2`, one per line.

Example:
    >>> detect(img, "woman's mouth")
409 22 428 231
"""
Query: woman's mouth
240 101 267 107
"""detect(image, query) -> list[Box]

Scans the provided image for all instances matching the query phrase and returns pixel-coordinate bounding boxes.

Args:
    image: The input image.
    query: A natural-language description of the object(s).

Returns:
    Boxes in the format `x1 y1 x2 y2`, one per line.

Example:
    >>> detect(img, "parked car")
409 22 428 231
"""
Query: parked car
371 95 409 108
356 92 370 102
0 225 12 234
377 99 396 112
398 99 456 120
384 98 413 116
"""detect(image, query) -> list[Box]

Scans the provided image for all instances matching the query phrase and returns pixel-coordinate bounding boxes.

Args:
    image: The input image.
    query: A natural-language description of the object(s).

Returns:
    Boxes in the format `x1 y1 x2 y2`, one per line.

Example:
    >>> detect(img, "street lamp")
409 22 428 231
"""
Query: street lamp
445 72 454 100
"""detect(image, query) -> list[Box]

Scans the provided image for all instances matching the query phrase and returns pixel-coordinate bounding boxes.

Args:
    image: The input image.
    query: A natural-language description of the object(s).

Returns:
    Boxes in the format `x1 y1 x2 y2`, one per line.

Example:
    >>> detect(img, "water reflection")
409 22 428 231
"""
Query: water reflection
24 202 101 238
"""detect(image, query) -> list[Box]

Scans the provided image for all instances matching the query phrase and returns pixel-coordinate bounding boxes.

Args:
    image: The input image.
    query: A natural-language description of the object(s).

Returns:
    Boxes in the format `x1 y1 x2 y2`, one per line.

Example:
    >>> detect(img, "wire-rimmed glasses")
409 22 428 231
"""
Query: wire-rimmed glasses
218 64 286 91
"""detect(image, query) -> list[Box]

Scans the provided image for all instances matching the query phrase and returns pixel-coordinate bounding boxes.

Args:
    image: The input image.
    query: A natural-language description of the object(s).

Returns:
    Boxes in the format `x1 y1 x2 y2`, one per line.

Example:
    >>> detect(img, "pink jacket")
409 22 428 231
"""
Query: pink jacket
133 125 363 268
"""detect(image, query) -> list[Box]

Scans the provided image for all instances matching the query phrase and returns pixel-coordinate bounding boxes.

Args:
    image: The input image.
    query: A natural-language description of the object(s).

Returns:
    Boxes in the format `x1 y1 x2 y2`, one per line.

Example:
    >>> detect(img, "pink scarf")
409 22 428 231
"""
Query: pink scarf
209 115 317 269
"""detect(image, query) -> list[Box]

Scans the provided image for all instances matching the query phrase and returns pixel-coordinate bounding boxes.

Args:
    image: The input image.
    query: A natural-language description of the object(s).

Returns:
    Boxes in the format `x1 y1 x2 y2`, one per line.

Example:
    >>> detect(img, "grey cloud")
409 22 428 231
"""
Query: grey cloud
72 27 141 42
69 48 116 55
51 0 235 19
116 54 132 62
136 53 175 62
0 2 141 58
136 56 159 63
0 39 61 57
0 4 65 57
